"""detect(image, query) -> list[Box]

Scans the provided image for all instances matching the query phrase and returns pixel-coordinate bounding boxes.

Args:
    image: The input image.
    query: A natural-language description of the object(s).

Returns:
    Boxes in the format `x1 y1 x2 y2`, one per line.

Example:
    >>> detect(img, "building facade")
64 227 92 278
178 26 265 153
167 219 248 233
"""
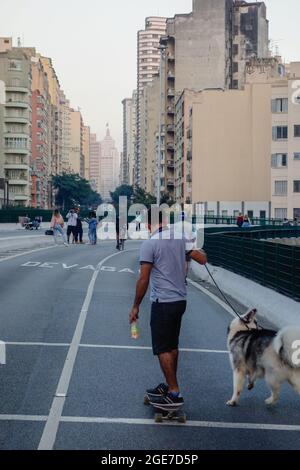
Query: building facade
83 125 90 181
31 56 51 208
271 62 300 220
99 126 119 200
122 93 136 186
136 16 167 186
89 133 101 193
69 109 84 177
0 46 32 206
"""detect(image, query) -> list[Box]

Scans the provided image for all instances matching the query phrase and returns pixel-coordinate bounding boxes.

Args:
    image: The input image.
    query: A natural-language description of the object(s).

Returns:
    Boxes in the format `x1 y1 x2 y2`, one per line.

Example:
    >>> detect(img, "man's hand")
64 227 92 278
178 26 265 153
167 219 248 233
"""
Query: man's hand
129 306 139 324
190 249 208 265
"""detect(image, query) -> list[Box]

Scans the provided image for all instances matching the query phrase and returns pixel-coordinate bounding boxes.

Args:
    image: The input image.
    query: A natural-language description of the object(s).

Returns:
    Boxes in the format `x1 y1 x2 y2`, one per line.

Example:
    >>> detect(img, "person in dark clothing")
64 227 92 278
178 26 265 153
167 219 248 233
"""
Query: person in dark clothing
75 208 84 244
236 213 244 228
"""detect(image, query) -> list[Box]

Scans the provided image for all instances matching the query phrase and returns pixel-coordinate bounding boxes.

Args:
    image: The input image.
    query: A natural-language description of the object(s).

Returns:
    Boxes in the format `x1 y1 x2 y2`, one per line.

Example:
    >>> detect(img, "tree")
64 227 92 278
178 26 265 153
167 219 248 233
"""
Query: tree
52 174 102 210
110 185 135 209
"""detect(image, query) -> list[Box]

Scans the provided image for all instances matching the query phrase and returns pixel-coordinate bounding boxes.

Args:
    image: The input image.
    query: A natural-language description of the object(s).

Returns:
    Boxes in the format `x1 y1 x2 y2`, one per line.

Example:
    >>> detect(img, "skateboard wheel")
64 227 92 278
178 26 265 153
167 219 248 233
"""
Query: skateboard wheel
178 414 187 424
144 395 150 406
155 414 163 423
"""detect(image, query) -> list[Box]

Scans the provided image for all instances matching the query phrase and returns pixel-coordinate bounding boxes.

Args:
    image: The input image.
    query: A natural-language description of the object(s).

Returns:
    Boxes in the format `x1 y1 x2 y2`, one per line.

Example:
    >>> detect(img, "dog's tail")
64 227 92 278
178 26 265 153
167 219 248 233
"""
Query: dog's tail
273 327 300 369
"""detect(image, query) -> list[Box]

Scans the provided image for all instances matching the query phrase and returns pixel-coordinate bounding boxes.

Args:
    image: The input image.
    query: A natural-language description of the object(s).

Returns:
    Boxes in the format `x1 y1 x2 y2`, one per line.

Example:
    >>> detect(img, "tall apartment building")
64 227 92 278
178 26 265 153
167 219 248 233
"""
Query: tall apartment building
121 92 136 186
39 56 63 177
83 125 90 181
99 126 119 199
136 16 167 186
271 62 300 221
69 109 84 177
59 90 72 174
89 133 101 192
0 46 32 206
31 56 51 208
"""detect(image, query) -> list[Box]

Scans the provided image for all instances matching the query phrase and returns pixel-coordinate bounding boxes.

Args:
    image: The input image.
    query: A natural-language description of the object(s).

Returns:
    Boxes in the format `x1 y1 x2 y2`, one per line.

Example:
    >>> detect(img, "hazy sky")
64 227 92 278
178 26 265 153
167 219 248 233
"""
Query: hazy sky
1 0 300 149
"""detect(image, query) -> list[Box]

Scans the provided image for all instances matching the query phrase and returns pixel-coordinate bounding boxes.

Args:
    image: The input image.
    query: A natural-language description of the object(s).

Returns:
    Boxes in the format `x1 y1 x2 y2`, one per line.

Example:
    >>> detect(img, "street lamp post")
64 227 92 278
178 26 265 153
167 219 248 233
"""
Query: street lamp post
157 43 167 206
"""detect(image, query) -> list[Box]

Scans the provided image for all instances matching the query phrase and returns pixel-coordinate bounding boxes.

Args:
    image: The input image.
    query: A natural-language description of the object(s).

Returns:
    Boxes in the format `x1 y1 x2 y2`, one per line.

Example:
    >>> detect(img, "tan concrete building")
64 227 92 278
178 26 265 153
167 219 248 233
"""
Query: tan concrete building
89 133 101 192
189 83 272 217
69 109 84 177
121 91 137 186
83 125 90 181
271 62 300 220
99 126 119 200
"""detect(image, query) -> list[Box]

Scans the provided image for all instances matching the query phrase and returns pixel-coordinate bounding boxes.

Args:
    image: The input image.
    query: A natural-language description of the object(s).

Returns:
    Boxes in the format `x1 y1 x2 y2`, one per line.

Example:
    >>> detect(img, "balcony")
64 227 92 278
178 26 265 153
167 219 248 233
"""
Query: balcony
167 160 174 168
168 71 175 80
8 179 29 186
5 147 29 155
167 179 175 187
6 86 29 93
167 106 175 115
186 175 192 183
167 54 175 62
4 162 29 170
187 150 192 161
167 124 174 133
4 116 30 124
167 88 175 97
5 100 29 109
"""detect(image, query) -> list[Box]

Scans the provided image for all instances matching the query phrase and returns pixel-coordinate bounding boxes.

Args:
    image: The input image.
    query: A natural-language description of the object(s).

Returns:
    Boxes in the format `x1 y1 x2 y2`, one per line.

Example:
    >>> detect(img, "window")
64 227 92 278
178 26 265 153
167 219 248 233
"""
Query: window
294 208 300 219
294 181 300 193
272 126 288 140
9 60 22 71
232 79 239 89
260 211 266 219
271 98 288 113
274 180 288 196
222 210 228 217
233 44 239 55
271 154 287 168
275 208 288 219
294 125 300 137
233 210 240 217
294 153 300 161
207 211 215 217
233 62 239 73
247 211 254 219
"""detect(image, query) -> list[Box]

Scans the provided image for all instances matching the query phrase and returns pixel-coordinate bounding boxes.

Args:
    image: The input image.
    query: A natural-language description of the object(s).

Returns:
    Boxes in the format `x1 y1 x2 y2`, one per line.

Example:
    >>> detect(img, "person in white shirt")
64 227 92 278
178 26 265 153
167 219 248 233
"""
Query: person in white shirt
66 209 78 244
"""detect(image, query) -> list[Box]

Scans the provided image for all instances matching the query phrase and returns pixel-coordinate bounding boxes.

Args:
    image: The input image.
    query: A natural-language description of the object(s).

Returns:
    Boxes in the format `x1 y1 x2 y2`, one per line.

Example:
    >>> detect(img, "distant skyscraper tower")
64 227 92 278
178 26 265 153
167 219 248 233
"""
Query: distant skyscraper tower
135 16 167 187
99 126 120 200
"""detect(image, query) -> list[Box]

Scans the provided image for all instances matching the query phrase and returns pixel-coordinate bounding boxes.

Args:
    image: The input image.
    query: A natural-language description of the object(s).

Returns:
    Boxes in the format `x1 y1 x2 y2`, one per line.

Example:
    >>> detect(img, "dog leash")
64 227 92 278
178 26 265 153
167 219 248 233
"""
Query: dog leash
204 264 251 330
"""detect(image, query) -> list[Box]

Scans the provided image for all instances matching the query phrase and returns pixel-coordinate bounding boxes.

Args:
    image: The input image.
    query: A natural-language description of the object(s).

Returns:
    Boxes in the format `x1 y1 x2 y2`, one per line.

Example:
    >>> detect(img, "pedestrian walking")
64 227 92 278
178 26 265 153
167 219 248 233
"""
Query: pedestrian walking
75 207 84 244
236 213 244 228
135 212 142 232
66 208 78 244
50 209 68 246
129 207 207 410
119 223 128 251
86 212 98 245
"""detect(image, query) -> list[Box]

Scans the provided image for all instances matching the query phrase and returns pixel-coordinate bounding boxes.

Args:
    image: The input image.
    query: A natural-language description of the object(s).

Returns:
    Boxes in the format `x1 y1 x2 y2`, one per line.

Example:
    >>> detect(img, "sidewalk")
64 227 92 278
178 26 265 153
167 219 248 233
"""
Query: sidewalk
190 262 300 328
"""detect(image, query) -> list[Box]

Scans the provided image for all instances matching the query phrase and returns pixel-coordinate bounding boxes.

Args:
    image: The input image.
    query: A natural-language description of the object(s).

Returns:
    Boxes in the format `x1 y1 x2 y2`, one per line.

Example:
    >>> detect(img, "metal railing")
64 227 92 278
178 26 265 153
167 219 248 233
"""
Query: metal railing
203 227 300 302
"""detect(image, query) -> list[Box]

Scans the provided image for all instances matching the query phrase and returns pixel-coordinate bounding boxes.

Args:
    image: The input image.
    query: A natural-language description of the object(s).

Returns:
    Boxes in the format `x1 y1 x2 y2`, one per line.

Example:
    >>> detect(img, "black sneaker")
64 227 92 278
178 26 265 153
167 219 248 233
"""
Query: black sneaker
146 383 169 399
149 393 184 411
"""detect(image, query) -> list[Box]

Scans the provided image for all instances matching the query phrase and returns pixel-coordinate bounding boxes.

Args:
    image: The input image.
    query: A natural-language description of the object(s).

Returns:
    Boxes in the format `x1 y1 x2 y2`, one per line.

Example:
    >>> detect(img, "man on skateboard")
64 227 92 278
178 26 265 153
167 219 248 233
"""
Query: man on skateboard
129 207 207 411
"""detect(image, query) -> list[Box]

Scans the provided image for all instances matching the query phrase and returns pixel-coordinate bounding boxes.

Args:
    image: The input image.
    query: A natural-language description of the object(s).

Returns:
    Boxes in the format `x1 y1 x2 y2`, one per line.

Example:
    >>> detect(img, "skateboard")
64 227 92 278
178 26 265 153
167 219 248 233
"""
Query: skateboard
144 393 187 424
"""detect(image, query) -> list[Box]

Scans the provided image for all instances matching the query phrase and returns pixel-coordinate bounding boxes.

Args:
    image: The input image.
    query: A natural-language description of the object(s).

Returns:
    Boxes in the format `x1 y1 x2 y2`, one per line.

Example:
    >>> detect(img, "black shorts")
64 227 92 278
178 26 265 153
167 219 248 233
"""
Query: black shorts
151 301 187 356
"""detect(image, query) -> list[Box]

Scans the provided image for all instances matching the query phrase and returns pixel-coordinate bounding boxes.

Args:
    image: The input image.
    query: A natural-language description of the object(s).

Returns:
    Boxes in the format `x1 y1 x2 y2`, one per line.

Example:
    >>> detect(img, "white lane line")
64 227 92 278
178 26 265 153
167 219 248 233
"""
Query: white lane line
6 342 69 347
187 278 236 319
0 245 56 263
60 416 300 432
38 249 138 451
2 414 300 433
0 235 45 241
0 415 47 422
79 344 228 354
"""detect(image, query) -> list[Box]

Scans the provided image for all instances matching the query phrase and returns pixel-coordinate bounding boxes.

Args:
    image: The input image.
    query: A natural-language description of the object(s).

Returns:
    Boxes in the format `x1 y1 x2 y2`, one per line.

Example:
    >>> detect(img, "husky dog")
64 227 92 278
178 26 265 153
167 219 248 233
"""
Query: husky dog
227 309 300 407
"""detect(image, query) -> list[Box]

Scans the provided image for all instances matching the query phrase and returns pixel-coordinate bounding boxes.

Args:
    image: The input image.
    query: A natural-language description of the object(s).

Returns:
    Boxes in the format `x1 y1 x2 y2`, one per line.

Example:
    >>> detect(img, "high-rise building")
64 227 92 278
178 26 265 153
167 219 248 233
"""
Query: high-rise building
155 0 270 199
89 133 101 192
136 16 167 186
83 125 90 181
99 126 119 199
31 56 51 208
0 45 32 206
121 90 137 186
69 109 84 177
59 90 72 174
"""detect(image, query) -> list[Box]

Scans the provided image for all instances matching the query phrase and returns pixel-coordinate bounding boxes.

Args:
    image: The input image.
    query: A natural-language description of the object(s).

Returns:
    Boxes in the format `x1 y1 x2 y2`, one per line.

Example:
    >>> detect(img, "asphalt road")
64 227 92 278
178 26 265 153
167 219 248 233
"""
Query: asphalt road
0 240 300 450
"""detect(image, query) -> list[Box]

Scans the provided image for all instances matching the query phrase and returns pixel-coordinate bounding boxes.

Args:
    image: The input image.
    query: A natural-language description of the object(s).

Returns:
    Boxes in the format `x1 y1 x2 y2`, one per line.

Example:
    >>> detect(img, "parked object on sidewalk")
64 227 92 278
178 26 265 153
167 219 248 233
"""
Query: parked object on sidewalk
227 309 300 407
45 229 54 236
